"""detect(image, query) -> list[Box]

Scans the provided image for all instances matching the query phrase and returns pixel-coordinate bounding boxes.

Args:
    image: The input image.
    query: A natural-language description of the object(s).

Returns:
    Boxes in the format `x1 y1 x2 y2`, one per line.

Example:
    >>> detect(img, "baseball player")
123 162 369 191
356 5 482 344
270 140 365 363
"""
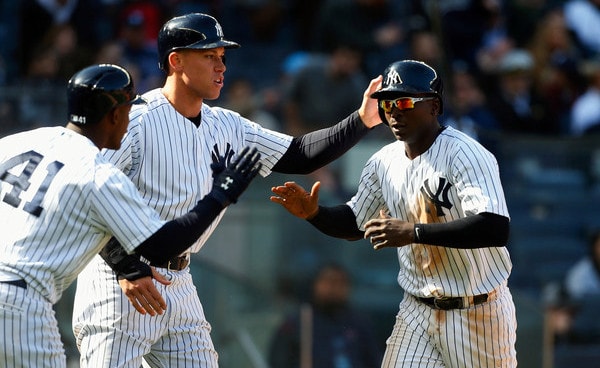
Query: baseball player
71 13 383 368
0 64 260 368
270 60 518 367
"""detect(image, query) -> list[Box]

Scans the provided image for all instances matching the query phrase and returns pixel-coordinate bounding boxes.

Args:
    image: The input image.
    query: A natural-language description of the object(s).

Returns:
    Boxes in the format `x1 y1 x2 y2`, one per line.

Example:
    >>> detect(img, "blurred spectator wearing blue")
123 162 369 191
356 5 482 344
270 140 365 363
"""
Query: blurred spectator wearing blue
268 262 382 368
117 10 164 91
564 0 600 58
569 58 600 136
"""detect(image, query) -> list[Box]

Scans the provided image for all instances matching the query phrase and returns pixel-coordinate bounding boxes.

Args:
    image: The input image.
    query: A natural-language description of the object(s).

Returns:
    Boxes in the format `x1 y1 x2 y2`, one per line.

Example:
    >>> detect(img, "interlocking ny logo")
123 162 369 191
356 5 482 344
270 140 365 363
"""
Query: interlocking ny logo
420 177 453 217
221 176 233 190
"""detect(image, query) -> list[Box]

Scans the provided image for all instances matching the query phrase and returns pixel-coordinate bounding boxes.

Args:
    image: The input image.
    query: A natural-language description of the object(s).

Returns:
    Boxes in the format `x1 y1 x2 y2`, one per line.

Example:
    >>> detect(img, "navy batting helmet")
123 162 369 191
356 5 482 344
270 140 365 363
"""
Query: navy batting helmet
371 60 443 123
157 13 240 70
67 64 145 126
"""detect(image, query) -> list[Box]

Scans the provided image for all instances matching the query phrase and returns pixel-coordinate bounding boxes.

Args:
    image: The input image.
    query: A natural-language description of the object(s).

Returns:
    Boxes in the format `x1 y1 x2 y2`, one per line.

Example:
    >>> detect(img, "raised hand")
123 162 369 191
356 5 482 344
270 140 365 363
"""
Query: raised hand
270 181 320 219
210 146 262 206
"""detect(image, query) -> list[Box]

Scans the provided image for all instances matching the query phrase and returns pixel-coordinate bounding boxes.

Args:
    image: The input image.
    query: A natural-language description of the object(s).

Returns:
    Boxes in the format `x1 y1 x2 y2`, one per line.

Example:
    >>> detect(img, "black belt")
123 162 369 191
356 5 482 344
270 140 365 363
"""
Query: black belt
150 255 190 271
0 279 27 289
417 293 488 310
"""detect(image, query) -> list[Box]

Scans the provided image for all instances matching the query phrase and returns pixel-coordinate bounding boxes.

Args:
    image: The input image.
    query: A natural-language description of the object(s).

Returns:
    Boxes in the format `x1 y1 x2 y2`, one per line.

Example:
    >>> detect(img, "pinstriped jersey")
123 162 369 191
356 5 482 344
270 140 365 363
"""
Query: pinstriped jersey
0 127 165 303
348 126 512 298
102 88 293 253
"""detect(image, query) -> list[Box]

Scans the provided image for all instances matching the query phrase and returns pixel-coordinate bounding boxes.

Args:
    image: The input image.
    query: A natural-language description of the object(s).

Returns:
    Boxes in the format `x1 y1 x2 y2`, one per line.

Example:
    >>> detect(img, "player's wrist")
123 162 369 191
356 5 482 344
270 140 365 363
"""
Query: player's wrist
305 206 319 220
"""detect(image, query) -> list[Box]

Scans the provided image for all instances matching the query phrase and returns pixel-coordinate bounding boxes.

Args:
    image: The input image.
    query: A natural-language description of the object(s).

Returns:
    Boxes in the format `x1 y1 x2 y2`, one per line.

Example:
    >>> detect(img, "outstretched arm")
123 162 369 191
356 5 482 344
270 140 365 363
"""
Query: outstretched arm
100 147 262 315
272 76 383 174
270 181 363 240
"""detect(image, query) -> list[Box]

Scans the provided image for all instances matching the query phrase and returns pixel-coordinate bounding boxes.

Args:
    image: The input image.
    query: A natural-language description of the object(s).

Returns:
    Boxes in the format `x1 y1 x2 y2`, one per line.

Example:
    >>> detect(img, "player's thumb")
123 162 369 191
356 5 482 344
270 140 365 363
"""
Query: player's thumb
151 268 172 286
379 209 390 219
310 181 321 198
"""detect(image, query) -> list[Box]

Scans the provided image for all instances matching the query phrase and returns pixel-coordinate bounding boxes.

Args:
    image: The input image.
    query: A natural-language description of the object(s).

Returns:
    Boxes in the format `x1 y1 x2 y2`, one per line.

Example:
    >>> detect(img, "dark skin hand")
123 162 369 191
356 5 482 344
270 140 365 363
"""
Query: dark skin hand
270 181 416 250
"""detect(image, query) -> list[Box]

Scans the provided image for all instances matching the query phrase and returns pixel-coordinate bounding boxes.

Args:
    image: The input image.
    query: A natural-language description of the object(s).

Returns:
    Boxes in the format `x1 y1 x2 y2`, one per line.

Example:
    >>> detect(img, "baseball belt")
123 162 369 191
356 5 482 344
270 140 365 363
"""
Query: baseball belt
150 254 190 271
417 291 493 310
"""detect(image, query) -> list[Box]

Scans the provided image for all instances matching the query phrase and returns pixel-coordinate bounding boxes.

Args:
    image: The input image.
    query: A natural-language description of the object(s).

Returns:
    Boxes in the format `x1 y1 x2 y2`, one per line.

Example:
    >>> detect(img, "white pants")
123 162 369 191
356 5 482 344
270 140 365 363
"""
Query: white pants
381 283 517 368
0 281 66 368
73 256 218 368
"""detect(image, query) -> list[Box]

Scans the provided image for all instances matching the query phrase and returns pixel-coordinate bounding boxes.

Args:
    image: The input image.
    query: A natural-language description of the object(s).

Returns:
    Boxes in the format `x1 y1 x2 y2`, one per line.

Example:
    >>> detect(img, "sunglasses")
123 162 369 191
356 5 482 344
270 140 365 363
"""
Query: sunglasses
379 97 435 113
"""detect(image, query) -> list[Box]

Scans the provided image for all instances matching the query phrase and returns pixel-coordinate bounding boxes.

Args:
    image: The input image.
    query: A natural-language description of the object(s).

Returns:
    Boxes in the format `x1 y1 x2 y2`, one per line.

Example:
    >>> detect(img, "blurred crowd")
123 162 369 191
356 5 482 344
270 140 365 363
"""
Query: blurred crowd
1 0 600 141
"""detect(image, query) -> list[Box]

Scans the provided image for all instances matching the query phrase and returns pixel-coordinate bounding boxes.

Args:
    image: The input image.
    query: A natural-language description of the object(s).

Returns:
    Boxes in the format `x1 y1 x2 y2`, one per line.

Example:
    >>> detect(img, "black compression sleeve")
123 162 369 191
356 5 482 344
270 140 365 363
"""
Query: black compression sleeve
272 111 369 174
413 212 509 249
134 195 224 264
307 205 364 240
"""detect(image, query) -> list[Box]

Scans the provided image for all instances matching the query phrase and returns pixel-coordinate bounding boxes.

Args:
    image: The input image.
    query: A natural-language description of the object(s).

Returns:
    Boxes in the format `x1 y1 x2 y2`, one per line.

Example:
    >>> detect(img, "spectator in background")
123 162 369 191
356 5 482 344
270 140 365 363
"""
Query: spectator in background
441 61 500 148
527 8 585 134
117 10 164 91
282 45 367 136
312 0 406 76
268 262 382 368
563 0 600 57
569 58 600 136
544 229 600 345
487 48 559 135
407 30 444 73
19 44 66 130
441 0 513 79
222 77 280 130
17 0 104 77
565 230 600 299
282 44 369 196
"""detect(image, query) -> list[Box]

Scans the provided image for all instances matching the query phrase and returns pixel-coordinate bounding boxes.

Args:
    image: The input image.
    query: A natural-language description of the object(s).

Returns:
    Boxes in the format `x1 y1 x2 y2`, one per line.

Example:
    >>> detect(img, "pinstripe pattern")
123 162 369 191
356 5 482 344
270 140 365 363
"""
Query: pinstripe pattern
347 126 517 367
0 127 168 367
73 88 294 367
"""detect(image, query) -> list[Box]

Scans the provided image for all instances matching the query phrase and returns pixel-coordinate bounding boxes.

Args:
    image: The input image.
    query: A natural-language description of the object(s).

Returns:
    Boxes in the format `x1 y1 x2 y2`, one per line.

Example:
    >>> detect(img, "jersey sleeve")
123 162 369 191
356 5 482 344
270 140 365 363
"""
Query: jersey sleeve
450 141 509 218
209 106 293 176
347 154 387 230
87 160 164 254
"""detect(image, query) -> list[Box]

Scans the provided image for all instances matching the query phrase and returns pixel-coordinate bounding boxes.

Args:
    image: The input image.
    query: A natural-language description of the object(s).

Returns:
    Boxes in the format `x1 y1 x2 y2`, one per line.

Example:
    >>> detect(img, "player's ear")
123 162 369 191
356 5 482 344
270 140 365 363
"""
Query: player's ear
431 99 440 116
168 51 183 72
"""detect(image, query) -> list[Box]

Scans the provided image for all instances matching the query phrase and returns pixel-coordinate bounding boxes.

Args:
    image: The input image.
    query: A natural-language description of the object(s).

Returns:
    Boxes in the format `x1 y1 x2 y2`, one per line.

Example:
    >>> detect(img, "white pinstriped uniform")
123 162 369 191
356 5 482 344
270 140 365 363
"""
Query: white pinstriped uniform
0 127 167 368
347 127 517 367
72 88 293 367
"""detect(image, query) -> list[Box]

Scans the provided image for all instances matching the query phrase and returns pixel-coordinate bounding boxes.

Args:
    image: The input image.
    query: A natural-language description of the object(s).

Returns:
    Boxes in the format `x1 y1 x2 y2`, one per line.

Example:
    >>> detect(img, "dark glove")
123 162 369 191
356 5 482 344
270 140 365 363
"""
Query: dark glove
99 237 152 281
209 146 262 206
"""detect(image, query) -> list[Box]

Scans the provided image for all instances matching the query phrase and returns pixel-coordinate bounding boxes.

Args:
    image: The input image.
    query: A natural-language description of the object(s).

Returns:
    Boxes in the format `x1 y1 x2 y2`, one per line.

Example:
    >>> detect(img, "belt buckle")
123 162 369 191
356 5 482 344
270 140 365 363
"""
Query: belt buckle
167 256 189 271
433 296 463 310
167 259 176 271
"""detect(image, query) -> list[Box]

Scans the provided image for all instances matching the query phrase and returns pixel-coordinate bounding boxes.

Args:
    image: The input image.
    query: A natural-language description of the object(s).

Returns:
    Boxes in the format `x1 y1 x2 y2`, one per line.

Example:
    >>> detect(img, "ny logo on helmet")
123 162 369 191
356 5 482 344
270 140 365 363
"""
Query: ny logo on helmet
215 22 224 38
385 69 402 87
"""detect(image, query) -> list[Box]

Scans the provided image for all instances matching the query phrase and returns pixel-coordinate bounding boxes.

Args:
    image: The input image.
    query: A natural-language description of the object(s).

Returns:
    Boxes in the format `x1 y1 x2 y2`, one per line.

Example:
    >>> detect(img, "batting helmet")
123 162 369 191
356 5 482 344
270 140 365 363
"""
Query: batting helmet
67 64 145 126
157 13 240 70
371 60 443 123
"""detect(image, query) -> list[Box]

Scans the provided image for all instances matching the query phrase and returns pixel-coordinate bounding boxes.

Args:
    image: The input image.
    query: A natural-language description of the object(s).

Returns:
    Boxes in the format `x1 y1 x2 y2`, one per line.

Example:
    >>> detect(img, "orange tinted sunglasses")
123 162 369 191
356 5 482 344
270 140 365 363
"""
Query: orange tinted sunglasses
379 97 435 113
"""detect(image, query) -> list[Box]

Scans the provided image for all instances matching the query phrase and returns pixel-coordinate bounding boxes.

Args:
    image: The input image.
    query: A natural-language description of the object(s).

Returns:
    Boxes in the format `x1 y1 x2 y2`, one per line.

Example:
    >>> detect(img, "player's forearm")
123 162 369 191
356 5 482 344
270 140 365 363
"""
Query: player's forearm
307 204 364 240
135 196 224 263
272 111 369 174
101 195 225 279
414 212 509 248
